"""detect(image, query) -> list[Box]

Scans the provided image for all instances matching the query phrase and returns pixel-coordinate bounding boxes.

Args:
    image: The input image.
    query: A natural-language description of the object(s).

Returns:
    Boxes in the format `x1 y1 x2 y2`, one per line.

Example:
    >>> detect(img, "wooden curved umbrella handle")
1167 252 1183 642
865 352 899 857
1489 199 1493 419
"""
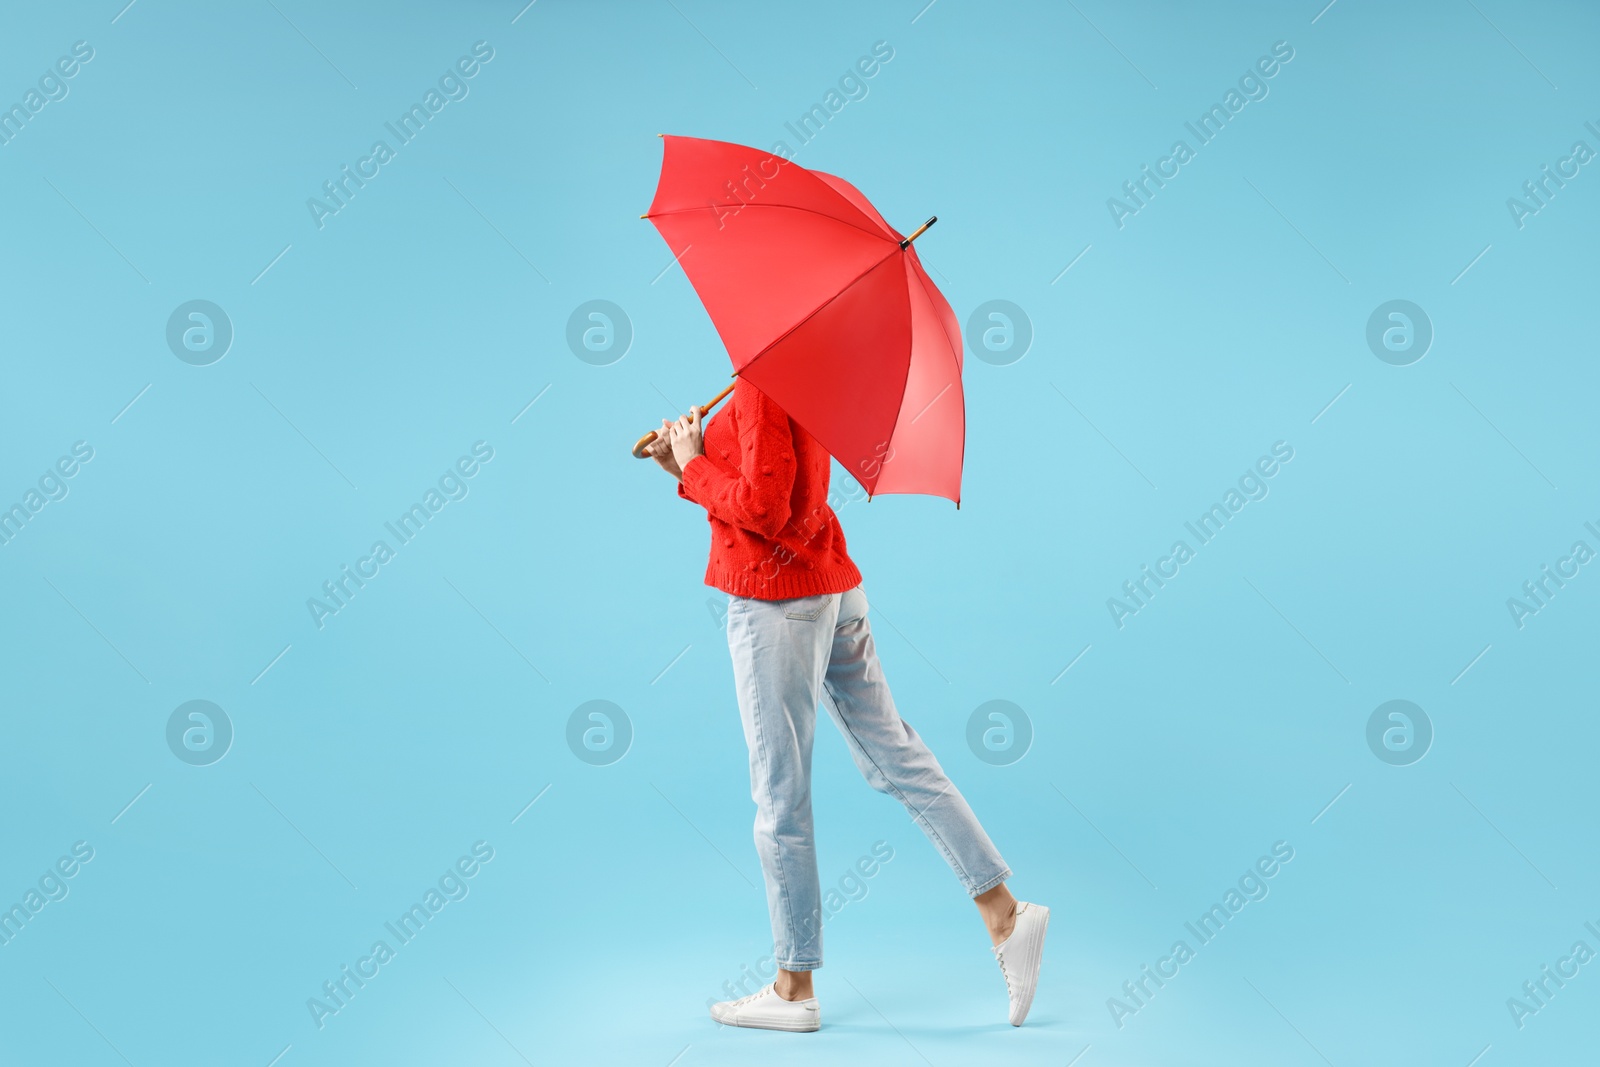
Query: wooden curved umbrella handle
632 378 737 458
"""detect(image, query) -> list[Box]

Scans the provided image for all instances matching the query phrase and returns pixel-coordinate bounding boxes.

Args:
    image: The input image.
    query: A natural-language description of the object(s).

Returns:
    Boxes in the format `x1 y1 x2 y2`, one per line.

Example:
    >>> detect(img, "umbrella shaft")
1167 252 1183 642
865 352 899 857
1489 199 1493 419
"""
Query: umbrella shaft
899 215 937 249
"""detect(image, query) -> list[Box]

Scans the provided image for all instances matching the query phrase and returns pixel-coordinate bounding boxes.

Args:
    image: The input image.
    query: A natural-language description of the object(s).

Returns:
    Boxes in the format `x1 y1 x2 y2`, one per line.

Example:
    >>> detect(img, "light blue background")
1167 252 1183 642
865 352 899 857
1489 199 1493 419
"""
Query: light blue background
2 1 1596 1064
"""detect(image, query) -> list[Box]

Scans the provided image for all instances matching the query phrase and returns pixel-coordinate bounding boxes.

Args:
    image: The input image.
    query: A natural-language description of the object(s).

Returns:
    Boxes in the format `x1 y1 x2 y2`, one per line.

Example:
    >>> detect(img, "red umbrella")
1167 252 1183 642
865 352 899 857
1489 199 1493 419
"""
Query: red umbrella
634 134 965 505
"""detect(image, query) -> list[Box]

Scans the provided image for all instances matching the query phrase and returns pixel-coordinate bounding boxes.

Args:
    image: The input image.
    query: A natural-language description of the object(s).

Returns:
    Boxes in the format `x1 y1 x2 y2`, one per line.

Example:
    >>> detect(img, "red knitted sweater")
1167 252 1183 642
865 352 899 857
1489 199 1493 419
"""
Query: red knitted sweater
677 379 863 600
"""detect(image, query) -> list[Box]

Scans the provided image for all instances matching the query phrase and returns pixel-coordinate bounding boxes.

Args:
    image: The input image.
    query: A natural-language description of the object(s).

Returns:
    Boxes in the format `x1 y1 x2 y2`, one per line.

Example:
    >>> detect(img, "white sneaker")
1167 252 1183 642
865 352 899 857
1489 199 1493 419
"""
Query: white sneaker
709 983 821 1032
993 900 1049 1025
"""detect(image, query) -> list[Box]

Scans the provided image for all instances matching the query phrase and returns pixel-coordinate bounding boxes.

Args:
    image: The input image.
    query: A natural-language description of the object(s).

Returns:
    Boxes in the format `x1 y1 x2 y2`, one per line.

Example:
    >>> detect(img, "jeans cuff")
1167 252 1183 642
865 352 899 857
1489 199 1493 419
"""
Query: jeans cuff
968 867 1012 898
776 958 822 971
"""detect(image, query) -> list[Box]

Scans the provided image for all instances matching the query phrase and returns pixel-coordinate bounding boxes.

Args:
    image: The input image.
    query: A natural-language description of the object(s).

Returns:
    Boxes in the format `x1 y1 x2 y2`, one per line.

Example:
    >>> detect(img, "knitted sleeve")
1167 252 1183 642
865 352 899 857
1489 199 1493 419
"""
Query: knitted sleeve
678 382 796 539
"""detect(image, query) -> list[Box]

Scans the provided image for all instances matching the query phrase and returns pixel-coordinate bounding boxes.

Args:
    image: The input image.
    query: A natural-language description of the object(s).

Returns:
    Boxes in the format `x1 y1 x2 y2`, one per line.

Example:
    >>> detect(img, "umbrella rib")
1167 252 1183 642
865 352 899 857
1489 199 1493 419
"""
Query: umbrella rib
861 263 917 498
646 201 893 244
736 249 914 501
740 248 901 375
910 259 963 362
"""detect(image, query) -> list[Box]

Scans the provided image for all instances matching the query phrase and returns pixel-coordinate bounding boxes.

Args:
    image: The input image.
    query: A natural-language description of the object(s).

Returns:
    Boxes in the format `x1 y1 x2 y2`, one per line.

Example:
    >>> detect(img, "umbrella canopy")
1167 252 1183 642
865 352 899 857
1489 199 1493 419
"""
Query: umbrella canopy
643 134 965 504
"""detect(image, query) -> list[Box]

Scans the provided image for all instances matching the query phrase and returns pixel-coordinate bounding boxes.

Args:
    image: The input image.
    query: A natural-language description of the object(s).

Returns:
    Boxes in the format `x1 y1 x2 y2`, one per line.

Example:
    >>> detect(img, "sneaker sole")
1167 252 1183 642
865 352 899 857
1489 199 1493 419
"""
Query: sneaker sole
1009 907 1049 1026
711 1013 820 1033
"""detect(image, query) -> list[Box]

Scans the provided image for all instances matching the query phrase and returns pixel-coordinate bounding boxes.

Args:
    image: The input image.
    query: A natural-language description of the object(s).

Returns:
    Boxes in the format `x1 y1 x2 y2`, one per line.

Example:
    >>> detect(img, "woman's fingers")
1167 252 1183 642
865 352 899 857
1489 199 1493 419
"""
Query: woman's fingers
645 419 676 456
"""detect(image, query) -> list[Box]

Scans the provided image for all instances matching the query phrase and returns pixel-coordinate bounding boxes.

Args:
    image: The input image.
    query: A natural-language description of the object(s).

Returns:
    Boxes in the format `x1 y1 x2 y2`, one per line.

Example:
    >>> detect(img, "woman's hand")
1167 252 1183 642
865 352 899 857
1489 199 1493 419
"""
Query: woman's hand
644 418 683 480
669 405 706 471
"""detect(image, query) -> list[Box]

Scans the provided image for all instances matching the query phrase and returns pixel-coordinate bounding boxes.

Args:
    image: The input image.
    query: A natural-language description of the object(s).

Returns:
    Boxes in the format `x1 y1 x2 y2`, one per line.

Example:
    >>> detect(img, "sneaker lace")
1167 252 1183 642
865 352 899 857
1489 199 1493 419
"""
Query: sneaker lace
728 984 774 1009
995 947 1015 996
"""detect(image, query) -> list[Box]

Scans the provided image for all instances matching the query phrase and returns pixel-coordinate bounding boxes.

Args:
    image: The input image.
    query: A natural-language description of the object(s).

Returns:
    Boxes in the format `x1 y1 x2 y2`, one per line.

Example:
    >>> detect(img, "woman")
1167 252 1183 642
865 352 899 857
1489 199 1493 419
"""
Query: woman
645 379 1048 1031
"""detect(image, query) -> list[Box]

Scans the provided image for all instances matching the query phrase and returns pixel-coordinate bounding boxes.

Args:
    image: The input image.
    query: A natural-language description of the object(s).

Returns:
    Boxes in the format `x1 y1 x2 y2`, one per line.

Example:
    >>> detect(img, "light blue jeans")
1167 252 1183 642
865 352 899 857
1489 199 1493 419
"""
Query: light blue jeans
725 582 1010 970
